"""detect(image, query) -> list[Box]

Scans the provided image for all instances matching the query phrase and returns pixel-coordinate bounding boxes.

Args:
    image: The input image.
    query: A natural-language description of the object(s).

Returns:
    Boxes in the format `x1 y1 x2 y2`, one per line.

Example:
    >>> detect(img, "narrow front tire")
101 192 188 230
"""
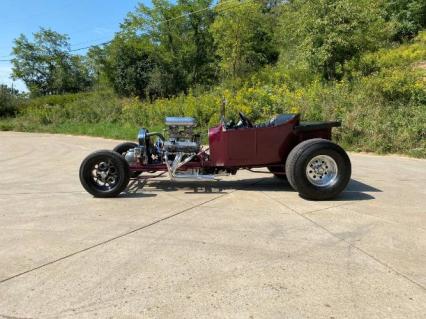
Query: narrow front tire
79 150 130 198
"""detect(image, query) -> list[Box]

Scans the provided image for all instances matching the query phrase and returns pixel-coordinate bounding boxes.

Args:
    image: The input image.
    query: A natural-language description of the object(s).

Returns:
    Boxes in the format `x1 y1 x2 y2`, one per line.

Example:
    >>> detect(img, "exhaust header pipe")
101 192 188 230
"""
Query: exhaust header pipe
164 152 218 182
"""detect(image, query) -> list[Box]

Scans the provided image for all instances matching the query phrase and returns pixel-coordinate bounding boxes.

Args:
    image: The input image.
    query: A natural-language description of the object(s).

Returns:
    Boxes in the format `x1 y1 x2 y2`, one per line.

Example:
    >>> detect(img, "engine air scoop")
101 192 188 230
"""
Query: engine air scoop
165 117 196 127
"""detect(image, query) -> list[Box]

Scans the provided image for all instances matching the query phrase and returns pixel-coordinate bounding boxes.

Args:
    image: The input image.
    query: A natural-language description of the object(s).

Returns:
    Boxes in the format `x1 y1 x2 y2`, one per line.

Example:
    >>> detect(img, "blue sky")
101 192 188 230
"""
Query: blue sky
0 0 149 91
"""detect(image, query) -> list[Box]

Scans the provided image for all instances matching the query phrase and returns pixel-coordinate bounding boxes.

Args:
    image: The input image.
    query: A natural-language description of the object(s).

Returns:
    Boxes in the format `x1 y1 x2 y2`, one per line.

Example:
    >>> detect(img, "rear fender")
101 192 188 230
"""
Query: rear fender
294 121 341 141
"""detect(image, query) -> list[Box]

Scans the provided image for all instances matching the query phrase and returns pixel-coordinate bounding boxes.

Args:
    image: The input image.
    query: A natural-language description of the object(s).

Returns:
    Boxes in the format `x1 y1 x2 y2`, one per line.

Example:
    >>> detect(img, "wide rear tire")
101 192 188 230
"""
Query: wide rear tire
285 139 351 200
80 150 130 198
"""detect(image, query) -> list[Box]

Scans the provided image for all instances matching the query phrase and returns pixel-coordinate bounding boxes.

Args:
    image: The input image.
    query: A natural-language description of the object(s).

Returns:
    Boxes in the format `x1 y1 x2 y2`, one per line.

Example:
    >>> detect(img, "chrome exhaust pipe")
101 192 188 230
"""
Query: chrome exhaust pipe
164 151 219 182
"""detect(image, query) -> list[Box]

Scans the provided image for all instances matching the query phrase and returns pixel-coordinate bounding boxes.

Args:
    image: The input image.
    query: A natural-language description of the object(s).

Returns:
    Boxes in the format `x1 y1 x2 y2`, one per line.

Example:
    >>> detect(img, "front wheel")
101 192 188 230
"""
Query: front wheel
285 139 351 200
79 150 130 198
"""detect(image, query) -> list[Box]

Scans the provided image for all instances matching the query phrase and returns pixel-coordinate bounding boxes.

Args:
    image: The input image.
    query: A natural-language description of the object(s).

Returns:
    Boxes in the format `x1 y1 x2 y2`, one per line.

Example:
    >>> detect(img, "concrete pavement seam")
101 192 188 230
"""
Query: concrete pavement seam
261 192 426 292
0 178 266 285
306 203 426 232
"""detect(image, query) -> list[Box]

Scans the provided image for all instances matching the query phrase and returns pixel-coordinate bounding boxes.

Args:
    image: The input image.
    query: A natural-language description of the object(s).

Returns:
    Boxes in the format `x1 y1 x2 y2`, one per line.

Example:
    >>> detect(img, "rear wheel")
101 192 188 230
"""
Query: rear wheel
285 139 351 200
79 150 130 198
113 142 141 178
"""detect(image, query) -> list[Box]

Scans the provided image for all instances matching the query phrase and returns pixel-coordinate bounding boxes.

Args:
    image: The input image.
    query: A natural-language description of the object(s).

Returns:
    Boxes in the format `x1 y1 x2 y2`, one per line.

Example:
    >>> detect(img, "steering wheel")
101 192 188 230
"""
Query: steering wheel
239 112 253 128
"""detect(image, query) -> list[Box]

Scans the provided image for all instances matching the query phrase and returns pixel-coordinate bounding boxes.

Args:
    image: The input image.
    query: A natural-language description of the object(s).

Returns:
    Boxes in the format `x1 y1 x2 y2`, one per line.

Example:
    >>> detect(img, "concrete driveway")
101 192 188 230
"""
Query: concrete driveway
0 131 425 319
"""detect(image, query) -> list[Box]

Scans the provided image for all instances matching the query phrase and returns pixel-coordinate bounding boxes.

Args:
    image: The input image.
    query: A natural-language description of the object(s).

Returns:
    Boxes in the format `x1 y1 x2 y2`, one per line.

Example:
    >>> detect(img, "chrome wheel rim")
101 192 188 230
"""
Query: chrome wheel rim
90 159 119 191
305 155 338 187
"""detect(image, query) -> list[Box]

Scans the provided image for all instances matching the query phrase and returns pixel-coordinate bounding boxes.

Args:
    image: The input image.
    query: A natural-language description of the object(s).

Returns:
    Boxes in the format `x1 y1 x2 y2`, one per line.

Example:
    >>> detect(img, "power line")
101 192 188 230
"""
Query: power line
65 1 251 52
69 41 112 52
0 0 253 63
153 0 232 24
0 38 112 58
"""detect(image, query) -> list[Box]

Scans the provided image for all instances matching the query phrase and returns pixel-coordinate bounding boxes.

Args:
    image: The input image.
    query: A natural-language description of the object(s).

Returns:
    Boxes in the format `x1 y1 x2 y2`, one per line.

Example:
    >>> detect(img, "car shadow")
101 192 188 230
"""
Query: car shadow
120 192 158 198
120 179 158 198
128 176 380 201
330 179 382 202
345 179 381 192
146 177 268 194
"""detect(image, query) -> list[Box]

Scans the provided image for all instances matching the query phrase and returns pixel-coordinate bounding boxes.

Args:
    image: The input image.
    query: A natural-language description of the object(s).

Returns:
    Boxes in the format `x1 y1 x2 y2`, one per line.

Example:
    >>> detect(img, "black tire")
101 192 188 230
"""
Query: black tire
285 139 351 200
113 142 138 155
267 166 288 181
113 142 141 178
79 150 130 198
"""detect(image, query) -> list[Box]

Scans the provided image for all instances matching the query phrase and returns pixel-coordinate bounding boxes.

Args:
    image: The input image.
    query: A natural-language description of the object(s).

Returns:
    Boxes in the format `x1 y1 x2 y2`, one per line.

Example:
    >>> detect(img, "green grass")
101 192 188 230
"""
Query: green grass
0 116 169 143
0 118 141 141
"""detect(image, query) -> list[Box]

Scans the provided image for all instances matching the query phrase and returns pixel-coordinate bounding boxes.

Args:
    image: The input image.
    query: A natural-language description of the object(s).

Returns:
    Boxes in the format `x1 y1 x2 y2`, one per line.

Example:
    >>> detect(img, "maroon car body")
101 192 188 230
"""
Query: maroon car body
207 115 337 167
128 114 340 173
80 112 350 200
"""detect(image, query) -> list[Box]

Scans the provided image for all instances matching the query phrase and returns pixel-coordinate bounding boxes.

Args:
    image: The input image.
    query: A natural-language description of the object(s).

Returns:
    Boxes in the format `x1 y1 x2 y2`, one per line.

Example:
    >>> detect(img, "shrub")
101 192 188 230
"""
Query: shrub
3 30 426 158
0 85 20 117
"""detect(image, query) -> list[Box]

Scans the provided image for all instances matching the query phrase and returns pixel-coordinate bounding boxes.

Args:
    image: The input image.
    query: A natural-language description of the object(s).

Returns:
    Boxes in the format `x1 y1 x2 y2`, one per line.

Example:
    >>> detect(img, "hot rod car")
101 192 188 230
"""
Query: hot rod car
79 112 351 200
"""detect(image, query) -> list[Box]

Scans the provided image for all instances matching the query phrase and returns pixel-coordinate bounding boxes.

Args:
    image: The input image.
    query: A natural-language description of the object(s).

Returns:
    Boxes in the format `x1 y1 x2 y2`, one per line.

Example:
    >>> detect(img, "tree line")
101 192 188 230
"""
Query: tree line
9 0 426 98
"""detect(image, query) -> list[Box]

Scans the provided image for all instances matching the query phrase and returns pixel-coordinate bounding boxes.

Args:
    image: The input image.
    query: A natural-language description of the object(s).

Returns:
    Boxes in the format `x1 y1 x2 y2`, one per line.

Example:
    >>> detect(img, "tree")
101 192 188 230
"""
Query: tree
102 0 217 99
279 0 389 80
103 36 157 98
383 0 426 41
180 0 218 86
86 45 109 87
210 0 278 79
0 84 20 117
11 28 94 96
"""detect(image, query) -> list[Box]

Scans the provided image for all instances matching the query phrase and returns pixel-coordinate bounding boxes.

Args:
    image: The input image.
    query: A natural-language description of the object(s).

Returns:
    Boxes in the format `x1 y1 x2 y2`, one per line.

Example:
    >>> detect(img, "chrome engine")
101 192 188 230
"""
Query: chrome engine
162 117 216 181
163 117 200 154
124 117 219 181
